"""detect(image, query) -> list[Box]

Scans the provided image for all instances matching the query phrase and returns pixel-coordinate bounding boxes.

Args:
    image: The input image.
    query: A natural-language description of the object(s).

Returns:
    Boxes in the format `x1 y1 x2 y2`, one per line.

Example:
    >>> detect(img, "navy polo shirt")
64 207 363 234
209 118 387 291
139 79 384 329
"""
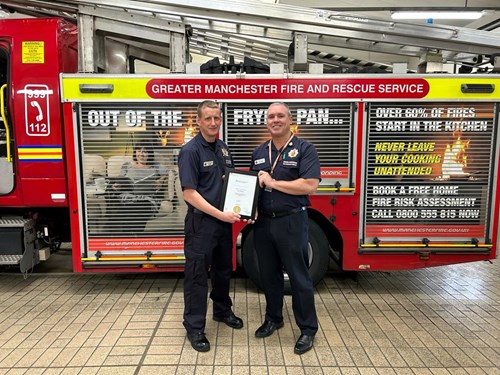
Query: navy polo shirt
250 136 320 212
178 133 234 209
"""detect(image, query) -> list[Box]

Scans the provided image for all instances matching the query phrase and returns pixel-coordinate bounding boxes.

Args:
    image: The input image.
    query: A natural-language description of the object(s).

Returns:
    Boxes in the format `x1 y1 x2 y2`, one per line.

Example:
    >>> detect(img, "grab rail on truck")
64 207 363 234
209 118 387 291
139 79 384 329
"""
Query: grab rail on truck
0 84 12 162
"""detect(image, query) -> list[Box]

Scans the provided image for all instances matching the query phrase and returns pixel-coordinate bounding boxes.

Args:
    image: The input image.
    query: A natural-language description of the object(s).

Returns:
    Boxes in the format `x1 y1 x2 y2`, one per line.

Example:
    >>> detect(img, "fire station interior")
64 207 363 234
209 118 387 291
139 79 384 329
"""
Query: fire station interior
0 1 499 265
0 2 499 374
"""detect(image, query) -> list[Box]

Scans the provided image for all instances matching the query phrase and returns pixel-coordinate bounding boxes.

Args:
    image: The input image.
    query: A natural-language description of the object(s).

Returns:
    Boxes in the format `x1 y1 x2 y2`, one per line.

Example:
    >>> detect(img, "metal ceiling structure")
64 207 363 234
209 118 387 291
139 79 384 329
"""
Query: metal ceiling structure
1 0 499 72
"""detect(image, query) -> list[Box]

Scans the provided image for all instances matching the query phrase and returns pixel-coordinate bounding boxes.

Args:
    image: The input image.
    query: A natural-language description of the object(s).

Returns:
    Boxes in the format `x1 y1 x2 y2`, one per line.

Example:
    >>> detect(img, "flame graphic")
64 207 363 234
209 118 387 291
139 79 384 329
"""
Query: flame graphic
183 117 197 144
440 136 470 180
157 130 170 146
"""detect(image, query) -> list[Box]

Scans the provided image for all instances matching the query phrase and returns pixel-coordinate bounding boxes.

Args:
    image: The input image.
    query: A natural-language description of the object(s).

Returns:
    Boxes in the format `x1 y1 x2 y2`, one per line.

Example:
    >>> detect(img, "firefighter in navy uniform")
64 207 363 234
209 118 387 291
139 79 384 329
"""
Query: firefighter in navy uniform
250 102 321 355
178 100 244 352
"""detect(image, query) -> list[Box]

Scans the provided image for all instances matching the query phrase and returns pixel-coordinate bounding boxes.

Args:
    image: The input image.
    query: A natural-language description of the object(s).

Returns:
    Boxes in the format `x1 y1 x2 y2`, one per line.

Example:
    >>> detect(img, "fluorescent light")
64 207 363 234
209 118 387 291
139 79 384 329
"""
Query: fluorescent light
391 11 484 20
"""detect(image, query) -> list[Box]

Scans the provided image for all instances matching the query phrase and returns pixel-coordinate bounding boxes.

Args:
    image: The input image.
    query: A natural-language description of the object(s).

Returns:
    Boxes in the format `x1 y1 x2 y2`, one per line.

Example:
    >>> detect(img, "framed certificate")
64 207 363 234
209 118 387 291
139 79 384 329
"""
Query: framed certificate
220 168 260 220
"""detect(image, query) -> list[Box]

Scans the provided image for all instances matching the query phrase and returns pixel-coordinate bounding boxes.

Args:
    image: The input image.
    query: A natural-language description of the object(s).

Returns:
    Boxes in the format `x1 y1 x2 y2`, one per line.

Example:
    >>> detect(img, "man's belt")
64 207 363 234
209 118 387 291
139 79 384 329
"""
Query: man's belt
188 207 204 215
259 206 306 218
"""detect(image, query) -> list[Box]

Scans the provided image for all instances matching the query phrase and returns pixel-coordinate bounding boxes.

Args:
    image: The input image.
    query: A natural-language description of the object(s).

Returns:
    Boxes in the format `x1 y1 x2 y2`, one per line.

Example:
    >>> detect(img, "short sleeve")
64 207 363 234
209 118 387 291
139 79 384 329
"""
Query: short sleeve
178 148 199 190
299 141 321 180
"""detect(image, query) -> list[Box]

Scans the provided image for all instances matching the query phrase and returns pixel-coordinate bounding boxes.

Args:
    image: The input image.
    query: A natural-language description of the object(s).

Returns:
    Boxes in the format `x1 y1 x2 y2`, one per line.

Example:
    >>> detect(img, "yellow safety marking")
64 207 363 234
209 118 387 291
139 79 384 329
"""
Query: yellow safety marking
317 187 355 192
18 148 62 153
18 154 63 160
22 41 44 64
81 256 185 261
18 150 63 160
61 77 151 100
424 77 500 99
361 243 491 248
61 76 500 100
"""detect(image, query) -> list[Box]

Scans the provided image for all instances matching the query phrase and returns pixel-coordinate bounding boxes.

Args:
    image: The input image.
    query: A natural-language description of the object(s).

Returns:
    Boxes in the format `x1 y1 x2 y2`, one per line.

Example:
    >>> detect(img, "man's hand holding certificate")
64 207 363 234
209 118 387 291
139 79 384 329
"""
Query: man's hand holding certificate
220 168 260 221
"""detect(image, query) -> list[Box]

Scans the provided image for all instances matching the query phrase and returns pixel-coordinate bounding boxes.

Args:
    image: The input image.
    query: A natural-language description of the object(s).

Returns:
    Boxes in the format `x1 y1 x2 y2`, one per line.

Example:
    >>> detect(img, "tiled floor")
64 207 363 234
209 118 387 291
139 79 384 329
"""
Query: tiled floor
0 254 498 374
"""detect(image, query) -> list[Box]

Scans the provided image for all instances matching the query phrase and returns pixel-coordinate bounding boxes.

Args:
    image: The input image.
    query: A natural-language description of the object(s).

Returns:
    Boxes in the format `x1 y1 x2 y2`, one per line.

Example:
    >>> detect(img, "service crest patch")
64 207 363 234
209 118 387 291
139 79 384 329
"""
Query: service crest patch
288 148 299 158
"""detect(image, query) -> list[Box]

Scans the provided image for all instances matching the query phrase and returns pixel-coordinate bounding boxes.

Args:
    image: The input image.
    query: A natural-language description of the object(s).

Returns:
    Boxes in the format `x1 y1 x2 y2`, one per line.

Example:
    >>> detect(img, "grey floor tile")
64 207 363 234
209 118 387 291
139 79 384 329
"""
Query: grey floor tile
0 261 497 374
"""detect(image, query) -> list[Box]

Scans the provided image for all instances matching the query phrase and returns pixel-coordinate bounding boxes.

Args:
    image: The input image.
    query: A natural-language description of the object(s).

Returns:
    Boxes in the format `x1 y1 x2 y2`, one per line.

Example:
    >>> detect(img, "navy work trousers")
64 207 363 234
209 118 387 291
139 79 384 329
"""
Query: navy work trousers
253 210 318 336
183 211 233 334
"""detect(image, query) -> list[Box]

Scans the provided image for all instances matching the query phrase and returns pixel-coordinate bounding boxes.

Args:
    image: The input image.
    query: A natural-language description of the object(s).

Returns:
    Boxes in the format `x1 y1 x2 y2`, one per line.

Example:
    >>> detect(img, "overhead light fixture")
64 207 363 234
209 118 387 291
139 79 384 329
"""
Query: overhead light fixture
391 11 484 20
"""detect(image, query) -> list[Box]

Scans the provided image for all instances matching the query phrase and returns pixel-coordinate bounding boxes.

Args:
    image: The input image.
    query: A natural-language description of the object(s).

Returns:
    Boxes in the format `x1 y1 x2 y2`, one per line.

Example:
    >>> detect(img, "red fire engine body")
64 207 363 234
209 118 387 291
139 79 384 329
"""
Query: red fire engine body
1 18 498 283
0 19 77 272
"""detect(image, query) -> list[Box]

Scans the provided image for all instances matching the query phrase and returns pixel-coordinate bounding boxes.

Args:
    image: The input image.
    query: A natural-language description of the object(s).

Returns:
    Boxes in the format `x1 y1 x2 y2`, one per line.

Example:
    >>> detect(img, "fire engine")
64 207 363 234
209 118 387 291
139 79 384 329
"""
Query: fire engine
0 12 499 285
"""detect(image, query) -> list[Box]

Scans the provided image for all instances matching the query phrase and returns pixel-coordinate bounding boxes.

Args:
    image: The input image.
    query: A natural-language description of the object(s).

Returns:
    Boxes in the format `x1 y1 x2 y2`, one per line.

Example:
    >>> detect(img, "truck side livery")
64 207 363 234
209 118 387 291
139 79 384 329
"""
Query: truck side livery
59 75 499 284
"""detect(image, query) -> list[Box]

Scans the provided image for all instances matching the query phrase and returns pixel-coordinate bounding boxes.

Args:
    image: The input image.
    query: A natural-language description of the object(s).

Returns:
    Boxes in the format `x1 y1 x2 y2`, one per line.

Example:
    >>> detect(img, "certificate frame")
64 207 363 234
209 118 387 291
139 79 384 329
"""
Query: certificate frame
220 168 260 220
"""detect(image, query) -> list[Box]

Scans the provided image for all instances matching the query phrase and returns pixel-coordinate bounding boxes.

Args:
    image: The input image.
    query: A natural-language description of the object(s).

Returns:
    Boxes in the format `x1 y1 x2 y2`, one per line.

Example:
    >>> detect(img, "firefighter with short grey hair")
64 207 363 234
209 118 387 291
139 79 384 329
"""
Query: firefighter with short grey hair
250 101 320 355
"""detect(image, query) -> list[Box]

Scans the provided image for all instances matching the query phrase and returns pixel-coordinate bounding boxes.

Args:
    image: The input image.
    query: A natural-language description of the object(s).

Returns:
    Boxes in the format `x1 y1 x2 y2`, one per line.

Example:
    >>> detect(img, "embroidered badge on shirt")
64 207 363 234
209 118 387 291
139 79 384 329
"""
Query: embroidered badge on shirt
203 160 214 167
221 148 229 157
254 158 266 165
288 148 299 158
